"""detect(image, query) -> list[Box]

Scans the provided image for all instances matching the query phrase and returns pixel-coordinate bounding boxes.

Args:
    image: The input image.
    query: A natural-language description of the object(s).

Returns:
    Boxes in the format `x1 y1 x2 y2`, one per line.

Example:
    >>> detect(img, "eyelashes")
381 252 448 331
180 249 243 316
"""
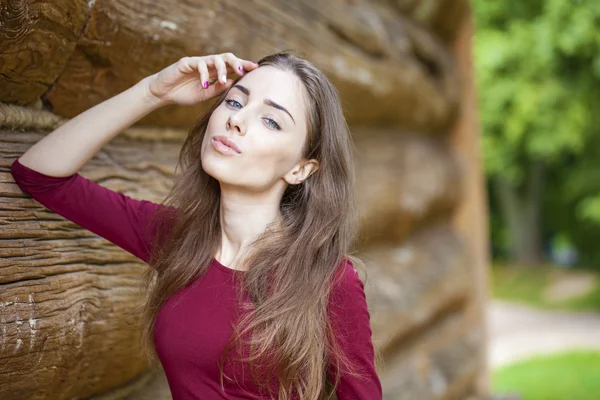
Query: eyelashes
225 98 242 109
264 118 281 130
224 98 282 131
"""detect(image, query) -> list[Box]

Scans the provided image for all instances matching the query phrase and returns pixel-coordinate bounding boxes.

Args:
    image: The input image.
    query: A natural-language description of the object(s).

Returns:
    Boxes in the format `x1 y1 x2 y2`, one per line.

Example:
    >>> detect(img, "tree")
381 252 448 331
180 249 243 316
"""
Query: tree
473 0 600 265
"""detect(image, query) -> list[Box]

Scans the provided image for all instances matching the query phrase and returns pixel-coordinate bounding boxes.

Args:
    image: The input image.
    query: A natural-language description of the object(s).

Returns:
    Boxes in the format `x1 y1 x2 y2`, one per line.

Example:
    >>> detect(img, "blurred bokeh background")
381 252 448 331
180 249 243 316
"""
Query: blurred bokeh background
473 1 600 399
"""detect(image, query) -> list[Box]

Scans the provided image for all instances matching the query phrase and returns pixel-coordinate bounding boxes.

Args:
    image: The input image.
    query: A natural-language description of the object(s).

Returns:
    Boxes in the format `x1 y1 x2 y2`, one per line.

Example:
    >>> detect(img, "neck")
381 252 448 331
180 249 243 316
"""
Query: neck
215 182 284 269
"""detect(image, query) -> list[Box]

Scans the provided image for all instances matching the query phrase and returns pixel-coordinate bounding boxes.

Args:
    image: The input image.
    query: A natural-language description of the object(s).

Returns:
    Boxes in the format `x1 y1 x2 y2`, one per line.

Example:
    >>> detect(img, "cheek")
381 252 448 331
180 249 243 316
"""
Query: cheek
236 140 298 184
255 137 299 166
206 109 224 131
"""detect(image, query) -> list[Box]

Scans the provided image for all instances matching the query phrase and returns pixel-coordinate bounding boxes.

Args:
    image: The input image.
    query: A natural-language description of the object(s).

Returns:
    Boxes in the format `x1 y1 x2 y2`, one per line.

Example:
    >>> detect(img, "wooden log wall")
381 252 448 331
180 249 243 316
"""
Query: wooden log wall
0 0 489 399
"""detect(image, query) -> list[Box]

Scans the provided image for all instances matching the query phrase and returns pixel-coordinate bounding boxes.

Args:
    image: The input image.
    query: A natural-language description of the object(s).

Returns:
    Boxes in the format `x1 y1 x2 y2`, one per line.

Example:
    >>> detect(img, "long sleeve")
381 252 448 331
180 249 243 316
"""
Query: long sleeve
10 156 166 264
328 259 383 399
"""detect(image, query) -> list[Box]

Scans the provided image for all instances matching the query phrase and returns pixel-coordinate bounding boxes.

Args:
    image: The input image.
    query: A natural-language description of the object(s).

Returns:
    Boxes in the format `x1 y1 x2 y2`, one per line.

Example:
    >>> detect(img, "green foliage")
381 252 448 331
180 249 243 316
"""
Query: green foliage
493 350 600 400
474 0 599 184
474 0 600 263
578 196 600 222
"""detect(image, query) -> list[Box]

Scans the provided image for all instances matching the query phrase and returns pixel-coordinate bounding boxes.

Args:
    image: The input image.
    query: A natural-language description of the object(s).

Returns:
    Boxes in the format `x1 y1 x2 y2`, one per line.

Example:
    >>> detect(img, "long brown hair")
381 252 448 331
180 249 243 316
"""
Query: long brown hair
138 51 372 399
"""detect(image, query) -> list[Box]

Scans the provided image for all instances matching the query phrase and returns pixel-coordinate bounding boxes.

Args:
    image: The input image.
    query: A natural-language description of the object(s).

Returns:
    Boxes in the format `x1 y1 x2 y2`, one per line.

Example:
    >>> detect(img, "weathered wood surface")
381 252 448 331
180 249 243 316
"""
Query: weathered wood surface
448 10 491 396
362 225 471 356
0 0 90 106
354 129 462 248
0 0 459 133
385 0 470 41
88 366 172 400
362 225 485 399
1 130 180 399
380 301 484 399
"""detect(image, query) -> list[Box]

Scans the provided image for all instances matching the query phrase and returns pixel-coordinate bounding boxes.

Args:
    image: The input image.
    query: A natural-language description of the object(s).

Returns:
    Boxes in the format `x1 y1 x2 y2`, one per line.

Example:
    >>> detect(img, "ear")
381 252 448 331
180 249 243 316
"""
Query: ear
284 158 320 185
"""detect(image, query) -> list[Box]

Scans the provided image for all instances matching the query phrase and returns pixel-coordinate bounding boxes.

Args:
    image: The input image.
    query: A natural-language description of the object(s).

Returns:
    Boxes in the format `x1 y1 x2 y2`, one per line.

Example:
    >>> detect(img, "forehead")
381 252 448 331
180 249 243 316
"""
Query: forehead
235 66 307 119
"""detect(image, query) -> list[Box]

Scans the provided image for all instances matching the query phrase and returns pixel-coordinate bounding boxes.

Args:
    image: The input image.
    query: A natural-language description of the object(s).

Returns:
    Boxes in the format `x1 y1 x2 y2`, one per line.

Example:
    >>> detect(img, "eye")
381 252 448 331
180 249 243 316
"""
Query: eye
225 98 242 109
263 118 281 130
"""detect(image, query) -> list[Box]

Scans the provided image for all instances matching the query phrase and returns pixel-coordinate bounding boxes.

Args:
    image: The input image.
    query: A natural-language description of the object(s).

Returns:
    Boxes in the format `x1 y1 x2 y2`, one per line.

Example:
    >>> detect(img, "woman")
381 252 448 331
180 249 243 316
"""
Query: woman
11 51 383 399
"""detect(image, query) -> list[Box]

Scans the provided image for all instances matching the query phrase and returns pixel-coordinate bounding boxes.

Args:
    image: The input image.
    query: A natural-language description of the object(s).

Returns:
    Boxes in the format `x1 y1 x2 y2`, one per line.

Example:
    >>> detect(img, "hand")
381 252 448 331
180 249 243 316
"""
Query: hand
143 53 258 107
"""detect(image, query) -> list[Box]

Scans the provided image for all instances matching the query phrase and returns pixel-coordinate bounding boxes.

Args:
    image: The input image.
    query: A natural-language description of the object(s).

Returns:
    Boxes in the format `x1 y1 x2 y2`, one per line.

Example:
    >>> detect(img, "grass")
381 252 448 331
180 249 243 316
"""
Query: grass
492 350 600 400
490 263 600 312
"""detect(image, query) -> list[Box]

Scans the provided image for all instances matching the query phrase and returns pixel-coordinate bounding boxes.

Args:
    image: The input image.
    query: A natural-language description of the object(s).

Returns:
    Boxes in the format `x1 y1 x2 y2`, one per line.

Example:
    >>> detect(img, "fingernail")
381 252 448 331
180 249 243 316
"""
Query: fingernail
203 81 209 88
238 66 243 72
221 75 226 83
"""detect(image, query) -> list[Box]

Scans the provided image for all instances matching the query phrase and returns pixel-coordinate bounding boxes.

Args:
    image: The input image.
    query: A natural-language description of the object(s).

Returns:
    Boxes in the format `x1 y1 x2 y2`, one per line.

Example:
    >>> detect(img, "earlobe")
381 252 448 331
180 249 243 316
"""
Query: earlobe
283 171 306 186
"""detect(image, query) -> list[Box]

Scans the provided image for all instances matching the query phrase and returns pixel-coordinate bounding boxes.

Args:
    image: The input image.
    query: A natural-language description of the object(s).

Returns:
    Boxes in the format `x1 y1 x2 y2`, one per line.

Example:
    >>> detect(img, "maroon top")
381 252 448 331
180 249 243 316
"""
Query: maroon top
10 156 382 399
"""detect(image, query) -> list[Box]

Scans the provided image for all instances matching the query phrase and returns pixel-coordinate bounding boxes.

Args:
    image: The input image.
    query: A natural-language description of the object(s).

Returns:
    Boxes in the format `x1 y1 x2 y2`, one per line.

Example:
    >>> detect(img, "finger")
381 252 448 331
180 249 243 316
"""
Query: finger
219 78 234 89
204 78 234 99
222 52 244 76
213 55 228 84
175 56 196 75
238 58 260 72
196 59 210 89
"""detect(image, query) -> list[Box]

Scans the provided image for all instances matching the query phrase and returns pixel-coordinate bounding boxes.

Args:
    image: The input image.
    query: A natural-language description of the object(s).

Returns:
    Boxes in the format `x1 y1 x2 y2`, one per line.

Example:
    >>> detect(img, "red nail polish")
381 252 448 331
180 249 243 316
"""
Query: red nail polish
203 81 209 88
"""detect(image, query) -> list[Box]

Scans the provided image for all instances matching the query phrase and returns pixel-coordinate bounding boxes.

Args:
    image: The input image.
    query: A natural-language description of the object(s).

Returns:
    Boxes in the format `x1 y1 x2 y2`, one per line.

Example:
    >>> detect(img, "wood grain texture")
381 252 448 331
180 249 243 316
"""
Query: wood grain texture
380 299 484 399
384 0 470 41
1 129 180 399
0 0 459 134
361 224 472 356
0 0 91 104
448 7 491 396
354 130 462 248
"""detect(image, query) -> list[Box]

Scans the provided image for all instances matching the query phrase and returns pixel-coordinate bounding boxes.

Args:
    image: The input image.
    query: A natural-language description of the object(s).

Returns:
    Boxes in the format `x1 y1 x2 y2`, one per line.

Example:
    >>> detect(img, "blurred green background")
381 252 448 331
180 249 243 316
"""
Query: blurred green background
473 1 600 399
474 0 600 268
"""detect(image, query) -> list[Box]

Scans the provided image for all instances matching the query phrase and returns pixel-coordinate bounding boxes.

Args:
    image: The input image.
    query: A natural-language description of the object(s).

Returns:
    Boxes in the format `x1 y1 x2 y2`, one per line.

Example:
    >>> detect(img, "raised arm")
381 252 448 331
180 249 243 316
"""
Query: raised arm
11 54 258 262
14 53 257 177
328 259 383 399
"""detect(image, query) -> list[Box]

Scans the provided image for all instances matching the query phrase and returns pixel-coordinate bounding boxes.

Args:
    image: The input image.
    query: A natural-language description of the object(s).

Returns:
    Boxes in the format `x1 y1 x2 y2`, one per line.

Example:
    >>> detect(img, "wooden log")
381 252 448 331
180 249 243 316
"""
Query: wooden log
382 0 470 42
379 301 485 399
0 0 459 133
448 6 491 396
353 129 462 248
87 367 171 400
0 129 180 399
0 0 90 105
360 224 472 356
362 223 486 399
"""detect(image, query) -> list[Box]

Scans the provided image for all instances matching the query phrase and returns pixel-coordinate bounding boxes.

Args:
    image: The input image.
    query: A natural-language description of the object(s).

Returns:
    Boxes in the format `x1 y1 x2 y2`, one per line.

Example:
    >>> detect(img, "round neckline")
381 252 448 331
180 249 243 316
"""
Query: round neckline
211 257 247 274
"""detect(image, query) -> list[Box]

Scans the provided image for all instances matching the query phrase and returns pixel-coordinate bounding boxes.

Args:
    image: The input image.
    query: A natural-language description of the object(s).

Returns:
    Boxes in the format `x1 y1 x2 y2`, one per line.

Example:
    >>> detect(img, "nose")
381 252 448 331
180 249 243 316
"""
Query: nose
226 113 246 136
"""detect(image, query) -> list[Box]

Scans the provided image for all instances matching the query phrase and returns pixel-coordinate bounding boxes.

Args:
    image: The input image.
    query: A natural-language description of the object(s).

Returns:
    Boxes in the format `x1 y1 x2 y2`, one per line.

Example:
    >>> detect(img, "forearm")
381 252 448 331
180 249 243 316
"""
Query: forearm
17 76 164 177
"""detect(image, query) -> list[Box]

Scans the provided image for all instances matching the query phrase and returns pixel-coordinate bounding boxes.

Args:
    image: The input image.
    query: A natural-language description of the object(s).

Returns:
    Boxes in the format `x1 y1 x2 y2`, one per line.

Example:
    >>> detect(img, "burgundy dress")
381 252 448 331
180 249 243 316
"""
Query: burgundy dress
10 156 383 399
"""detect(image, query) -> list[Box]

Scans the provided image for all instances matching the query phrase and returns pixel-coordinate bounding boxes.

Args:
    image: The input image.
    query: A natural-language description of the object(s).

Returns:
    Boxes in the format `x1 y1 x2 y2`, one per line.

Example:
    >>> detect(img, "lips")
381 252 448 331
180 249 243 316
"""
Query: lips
212 136 242 154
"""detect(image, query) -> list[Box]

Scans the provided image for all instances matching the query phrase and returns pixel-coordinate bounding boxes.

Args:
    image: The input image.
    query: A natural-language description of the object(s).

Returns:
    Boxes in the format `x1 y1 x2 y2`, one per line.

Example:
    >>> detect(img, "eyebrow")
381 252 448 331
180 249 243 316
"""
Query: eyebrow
232 84 296 125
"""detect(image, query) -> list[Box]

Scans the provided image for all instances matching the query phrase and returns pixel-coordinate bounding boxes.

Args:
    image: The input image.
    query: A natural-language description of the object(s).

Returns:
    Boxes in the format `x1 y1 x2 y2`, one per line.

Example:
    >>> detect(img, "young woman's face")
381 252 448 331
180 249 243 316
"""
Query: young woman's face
201 66 310 192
